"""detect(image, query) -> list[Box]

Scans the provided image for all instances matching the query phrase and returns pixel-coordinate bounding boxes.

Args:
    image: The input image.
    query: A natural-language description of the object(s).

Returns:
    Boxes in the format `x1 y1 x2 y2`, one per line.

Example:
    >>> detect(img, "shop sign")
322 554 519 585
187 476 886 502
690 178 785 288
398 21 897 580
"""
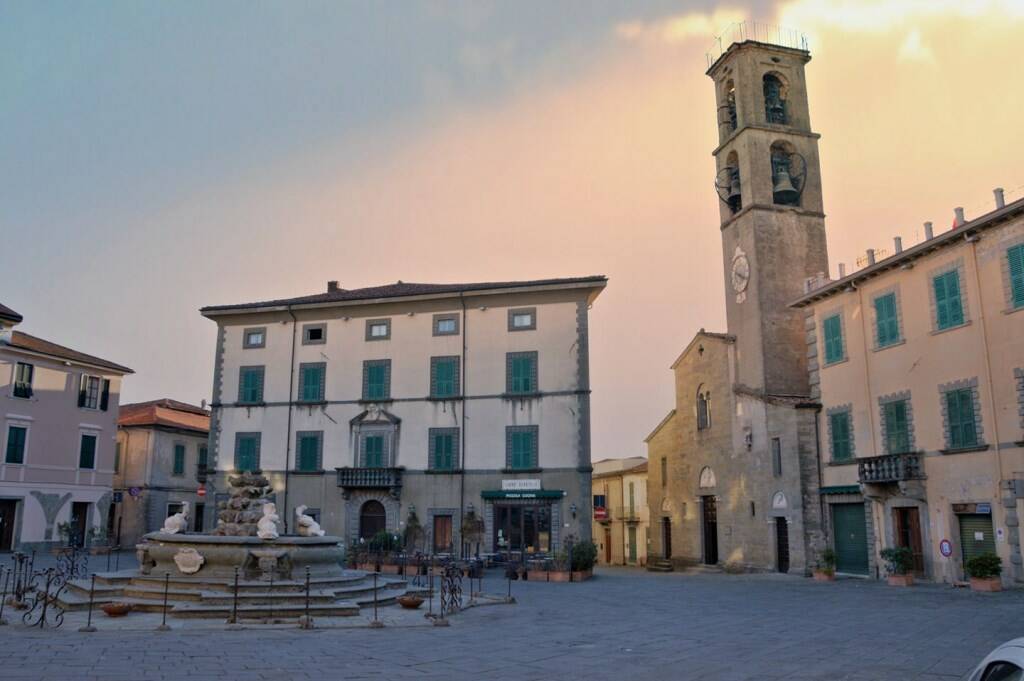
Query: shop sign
976 503 991 514
502 479 541 491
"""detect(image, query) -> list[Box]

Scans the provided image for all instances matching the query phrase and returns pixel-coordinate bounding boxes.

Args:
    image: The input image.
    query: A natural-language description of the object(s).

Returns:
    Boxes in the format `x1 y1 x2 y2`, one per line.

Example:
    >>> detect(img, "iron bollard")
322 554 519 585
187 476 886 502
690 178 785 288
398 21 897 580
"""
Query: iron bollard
105 546 112 573
267 570 274 624
369 571 383 628
0 567 9 625
78 574 97 632
156 572 171 631
299 566 312 629
229 566 240 625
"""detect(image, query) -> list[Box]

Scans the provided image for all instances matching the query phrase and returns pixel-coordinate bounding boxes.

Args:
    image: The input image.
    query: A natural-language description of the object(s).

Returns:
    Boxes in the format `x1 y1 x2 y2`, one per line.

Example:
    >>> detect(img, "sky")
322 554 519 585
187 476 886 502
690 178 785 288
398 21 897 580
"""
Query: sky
4 0 1024 461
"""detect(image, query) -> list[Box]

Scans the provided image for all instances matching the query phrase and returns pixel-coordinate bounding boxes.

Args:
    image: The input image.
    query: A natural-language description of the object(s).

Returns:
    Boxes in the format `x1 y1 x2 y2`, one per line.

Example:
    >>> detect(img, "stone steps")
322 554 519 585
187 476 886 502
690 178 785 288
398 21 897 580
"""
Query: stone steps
171 601 361 619
647 560 674 573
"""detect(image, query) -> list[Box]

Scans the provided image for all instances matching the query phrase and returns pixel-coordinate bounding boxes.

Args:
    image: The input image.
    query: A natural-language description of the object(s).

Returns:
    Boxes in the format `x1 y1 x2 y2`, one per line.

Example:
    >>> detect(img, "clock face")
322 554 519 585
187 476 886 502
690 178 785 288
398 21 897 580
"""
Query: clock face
731 253 750 293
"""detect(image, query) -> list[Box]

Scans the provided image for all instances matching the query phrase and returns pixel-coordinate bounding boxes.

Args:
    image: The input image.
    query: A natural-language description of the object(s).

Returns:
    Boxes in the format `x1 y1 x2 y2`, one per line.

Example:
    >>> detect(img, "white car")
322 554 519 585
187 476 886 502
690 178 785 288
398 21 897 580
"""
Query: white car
968 639 1024 681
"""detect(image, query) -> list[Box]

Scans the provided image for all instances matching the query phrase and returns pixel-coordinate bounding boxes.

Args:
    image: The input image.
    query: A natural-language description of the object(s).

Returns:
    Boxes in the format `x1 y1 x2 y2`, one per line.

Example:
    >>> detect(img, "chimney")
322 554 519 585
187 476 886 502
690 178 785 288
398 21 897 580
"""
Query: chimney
954 207 965 226
866 248 876 266
994 187 1005 209
838 262 847 278
924 221 934 240
327 280 340 293
894 236 903 254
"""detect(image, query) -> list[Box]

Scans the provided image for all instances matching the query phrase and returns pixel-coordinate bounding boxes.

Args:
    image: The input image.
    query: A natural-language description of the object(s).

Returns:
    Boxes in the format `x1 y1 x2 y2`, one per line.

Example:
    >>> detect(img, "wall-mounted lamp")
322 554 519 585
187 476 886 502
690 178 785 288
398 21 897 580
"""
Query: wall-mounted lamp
408 504 416 514
569 503 578 519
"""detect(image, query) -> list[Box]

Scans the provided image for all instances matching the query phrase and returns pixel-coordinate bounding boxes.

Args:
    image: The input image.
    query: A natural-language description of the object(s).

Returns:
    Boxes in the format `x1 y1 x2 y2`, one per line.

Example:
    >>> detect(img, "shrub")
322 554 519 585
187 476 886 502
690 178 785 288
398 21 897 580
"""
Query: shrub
821 548 837 569
965 552 1002 579
367 529 401 554
880 547 913 575
570 540 598 572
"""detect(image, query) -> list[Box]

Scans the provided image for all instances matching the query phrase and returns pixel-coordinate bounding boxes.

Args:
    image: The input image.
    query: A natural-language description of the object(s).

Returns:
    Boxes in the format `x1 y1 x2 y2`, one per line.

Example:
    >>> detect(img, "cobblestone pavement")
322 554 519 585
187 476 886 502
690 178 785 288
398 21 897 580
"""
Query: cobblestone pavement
1 565 1022 681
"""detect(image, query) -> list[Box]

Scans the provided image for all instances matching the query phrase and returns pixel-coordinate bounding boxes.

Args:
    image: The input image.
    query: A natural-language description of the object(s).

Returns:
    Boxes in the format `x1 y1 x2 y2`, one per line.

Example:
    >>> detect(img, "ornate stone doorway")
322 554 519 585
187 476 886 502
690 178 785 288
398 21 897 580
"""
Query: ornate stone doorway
359 500 386 541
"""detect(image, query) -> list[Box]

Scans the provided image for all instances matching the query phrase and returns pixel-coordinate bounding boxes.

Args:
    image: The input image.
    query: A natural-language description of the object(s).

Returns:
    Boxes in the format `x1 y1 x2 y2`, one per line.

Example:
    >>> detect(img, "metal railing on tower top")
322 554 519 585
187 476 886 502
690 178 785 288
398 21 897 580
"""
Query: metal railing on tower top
706 21 809 69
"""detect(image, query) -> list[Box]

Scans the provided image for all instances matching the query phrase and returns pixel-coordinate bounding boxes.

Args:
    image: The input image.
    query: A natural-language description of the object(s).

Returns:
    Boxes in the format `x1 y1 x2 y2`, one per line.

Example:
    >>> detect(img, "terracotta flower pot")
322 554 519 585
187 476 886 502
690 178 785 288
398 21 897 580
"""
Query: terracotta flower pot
887 574 914 587
397 595 424 609
813 570 835 582
547 571 571 582
101 602 133 617
969 577 1002 592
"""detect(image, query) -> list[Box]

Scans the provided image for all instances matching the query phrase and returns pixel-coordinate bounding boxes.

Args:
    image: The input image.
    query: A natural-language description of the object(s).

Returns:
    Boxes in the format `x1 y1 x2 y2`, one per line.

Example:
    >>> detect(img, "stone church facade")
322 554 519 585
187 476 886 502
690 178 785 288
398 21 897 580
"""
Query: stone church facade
646 37 827 573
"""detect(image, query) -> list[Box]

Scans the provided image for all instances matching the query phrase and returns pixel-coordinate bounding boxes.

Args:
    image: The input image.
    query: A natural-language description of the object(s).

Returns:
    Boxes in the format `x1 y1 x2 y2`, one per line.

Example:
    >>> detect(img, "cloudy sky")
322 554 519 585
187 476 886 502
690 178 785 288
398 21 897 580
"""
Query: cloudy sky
4 0 1024 460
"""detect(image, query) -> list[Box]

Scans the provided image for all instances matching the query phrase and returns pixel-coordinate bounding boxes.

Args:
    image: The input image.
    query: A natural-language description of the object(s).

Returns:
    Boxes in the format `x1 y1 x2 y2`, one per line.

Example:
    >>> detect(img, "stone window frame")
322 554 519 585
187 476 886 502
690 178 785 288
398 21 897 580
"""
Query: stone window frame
365 318 391 342
1015 368 1024 431
938 377 986 451
233 432 261 472
770 438 782 477
242 327 267 349
878 391 916 455
432 313 460 337
928 257 970 333
302 323 327 345
294 430 324 473
297 362 327 403
696 384 711 431
507 307 537 332
505 351 539 395
356 425 395 468
237 365 266 404
869 285 904 351
361 359 392 402
11 361 34 399
505 425 540 471
819 307 848 367
429 356 461 399
825 404 855 463
427 427 460 471
3 417 31 466
999 236 1024 313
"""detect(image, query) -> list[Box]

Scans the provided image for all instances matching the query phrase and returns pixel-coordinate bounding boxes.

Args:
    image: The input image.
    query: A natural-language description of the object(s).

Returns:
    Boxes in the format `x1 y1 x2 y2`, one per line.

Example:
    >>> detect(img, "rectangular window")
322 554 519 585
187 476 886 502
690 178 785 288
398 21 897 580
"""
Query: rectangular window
771 438 782 477
506 352 538 394
429 428 458 471
508 308 536 331
506 426 538 470
197 445 208 470
172 443 186 476
593 494 607 508
661 458 667 488
1009 244 1024 309
295 431 322 472
298 362 326 402
822 314 844 364
829 411 852 462
945 388 978 449
363 435 385 468
365 319 391 341
13 362 33 399
78 374 107 410
933 270 965 330
79 433 97 469
362 360 391 401
234 433 261 471
883 400 911 454
238 366 265 404
302 323 326 345
5 425 27 464
114 441 121 473
430 356 460 398
243 327 266 349
433 314 459 336
874 292 900 347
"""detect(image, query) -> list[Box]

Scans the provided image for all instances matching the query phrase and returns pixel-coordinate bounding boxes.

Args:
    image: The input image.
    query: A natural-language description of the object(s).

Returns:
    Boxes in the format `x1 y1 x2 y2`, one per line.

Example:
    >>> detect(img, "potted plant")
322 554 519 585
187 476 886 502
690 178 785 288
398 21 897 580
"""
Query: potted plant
570 540 597 581
813 548 836 582
965 552 1002 592
880 547 914 586
87 526 112 555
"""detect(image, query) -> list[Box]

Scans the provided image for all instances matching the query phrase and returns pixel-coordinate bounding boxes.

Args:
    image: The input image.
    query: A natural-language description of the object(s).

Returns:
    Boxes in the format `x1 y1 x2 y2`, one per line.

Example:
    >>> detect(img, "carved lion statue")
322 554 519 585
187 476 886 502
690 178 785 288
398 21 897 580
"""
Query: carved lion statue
295 505 325 537
256 502 280 540
161 501 190 534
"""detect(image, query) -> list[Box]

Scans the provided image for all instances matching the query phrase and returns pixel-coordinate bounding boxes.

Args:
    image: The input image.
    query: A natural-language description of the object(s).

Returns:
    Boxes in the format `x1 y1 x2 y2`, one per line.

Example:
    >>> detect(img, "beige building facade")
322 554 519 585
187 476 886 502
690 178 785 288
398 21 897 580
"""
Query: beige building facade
591 457 648 566
793 194 1024 585
201 277 605 556
113 399 210 547
0 303 132 551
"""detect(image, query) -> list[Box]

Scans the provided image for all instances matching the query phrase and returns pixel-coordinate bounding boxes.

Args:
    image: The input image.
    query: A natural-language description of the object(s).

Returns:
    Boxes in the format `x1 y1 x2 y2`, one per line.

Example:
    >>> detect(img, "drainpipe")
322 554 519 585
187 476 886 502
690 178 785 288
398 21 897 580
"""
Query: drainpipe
458 292 468 558
282 305 299 533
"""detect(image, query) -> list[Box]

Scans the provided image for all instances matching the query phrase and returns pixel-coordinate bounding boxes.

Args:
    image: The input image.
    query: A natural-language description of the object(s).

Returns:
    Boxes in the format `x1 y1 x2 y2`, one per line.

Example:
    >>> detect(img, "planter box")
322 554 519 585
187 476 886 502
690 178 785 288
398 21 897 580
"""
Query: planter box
547 570 571 582
528 571 549 582
887 574 914 587
356 562 379 572
379 564 401 575
572 570 593 581
969 577 1002 592
812 570 835 582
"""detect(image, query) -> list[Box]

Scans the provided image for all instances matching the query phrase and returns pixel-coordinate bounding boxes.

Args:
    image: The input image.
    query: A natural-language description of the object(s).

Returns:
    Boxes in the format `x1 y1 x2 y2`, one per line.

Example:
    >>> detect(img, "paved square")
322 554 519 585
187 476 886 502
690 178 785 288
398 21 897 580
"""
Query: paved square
1 566 1021 680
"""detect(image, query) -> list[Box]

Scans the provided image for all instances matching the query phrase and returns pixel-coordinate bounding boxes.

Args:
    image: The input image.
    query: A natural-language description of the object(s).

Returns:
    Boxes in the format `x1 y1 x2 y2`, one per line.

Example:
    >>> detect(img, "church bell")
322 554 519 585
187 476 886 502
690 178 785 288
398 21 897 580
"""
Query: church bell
772 167 799 205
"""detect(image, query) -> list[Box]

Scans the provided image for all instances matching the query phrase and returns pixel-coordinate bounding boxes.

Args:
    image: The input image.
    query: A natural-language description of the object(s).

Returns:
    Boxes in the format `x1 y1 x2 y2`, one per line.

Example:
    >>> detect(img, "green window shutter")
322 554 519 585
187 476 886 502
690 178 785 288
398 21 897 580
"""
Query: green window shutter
934 271 965 330
173 444 186 475
883 401 910 454
79 434 97 469
431 357 458 398
363 435 384 467
297 433 320 472
239 367 264 403
198 446 208 468
946 389 978 449
1008 244 1024 308
823 315 843 364
830 412 851 461
874 293 899 347
235 434 260 471
508 428 536 469
5 426 27 464
364 362 389 401
508 353 538 393
300 364 325 402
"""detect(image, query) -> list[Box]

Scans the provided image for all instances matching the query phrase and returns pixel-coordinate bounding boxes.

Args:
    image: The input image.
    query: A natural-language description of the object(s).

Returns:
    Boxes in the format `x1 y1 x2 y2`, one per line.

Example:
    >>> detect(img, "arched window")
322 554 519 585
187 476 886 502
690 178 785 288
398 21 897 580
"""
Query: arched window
763 73 788 124
697 385 711 431
770 141 802 207
359 500 387 541
720 79 737 133
724 150 741 214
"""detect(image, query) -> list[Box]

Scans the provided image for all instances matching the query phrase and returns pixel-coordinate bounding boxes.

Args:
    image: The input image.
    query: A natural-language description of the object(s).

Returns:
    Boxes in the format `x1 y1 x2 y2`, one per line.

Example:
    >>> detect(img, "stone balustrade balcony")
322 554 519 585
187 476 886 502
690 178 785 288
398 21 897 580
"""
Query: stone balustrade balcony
857 452 925 484
335 467 403 498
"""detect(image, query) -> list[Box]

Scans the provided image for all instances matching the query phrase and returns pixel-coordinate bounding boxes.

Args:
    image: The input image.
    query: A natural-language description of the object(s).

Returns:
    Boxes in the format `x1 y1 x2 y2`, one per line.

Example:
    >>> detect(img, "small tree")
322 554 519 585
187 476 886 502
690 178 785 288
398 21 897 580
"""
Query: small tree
571 540 598 572
816 548 837 575
880 547 913 576
965 552 1002 579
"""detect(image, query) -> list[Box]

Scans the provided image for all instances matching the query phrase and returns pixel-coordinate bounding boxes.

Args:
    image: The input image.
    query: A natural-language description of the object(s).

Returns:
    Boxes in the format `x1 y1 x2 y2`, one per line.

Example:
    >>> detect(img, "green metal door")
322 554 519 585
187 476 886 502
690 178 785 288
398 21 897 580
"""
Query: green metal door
958 514 996 572
832 503 869 575
628 526 637 563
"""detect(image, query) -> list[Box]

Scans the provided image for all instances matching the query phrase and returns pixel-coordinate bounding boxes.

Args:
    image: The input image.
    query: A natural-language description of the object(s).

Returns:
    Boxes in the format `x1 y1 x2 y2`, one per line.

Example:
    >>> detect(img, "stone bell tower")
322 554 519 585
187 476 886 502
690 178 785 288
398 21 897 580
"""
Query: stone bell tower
708 37 829 396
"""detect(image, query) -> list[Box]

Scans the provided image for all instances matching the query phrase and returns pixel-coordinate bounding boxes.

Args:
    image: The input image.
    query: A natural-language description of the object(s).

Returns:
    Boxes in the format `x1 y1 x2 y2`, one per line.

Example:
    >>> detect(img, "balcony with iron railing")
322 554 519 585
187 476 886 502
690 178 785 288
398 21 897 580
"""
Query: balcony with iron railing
615 507 644 523
336 467 403 498
706 21 809 69
858 453 925 485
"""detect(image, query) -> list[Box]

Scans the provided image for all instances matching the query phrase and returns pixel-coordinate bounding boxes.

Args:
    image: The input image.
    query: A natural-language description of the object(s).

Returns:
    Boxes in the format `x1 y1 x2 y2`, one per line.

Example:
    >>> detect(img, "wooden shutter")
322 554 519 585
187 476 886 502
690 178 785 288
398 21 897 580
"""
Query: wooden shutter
875 294 899 346
884 401 909 454
830 412 850 461
100 379 111 411
78 375 87 407
1009 244 1024 308
934 271 964 329
823 315 842 363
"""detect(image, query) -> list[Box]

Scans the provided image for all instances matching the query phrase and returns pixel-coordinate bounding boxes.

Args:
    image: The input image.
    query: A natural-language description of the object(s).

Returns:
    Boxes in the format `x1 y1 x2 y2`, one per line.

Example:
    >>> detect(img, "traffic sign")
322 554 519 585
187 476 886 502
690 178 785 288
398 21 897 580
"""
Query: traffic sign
939 539 953 557
197 485 207 498
128 487 141 498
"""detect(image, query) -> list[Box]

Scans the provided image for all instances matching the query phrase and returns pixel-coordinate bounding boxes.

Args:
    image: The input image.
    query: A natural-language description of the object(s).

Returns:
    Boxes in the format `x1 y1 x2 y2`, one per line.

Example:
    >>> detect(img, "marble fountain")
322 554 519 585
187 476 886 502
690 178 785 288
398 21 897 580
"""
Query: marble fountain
55 472 425 621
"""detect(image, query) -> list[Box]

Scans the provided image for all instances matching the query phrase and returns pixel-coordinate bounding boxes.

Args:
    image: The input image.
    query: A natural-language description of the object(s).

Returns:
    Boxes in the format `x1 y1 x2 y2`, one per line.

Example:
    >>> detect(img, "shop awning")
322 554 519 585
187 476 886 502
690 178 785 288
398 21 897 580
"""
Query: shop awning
481 490 566 500
820 485 861 495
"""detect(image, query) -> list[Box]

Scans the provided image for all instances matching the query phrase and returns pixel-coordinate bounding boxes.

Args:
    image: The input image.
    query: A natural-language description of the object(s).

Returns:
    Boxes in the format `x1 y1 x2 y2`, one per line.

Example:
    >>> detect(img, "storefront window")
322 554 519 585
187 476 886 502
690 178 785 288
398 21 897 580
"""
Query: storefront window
494 504 551 554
